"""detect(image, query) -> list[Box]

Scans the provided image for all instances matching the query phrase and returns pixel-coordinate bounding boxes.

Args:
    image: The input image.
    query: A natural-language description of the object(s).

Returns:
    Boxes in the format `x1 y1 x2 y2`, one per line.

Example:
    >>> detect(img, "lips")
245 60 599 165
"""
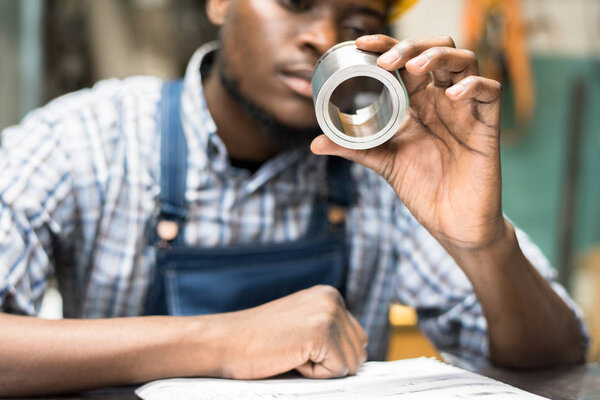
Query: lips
279 67 315 100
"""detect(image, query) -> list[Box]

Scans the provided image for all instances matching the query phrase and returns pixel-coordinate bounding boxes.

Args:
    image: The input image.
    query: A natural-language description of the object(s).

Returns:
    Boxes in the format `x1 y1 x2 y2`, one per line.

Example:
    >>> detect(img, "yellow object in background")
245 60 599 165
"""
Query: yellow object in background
573 246 600 362
462 0 535 128
386 303 441 361
389 0 420 20
389 302 419 326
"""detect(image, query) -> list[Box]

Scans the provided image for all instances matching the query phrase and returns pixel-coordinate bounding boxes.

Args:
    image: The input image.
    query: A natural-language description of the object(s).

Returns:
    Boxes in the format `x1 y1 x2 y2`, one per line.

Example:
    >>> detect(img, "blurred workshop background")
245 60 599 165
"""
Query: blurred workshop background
0 0 599 361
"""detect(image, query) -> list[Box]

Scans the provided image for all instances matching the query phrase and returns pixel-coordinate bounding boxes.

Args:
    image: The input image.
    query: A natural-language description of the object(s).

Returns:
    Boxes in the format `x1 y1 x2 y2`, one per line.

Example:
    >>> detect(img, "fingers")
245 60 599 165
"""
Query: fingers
294 287 368 379
405 47 478 88
296 324 350 379
446 75 502 104
338 324 362 375
337 310 368 375
296 322 365 379
355 34 399 54
356 35 476 95
356 35 456 71
346 312 369 363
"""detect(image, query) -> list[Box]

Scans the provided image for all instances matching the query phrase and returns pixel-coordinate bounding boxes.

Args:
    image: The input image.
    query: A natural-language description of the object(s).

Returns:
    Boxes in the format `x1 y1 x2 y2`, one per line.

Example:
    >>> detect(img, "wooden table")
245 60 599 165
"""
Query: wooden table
13 363 600 400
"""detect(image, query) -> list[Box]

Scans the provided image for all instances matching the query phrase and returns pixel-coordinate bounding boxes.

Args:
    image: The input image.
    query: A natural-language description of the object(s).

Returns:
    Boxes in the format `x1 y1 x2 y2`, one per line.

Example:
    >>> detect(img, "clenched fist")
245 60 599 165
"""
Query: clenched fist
218 285 368 379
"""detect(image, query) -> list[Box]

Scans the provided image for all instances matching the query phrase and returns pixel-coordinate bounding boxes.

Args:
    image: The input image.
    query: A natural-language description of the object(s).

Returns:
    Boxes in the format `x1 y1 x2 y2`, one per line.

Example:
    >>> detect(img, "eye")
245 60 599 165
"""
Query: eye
279 0 312 12
341 11 385 40
344 25 368 39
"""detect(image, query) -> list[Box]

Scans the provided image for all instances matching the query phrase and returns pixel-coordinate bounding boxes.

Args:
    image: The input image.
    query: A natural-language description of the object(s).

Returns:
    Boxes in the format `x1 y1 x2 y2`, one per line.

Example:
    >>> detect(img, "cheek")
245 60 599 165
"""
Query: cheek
219 2 318 127
222 3 286 88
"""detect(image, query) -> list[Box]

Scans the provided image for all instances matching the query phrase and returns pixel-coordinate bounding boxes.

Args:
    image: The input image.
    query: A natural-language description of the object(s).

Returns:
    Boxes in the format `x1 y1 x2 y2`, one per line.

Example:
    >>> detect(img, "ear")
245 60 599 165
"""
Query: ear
206 0 230 26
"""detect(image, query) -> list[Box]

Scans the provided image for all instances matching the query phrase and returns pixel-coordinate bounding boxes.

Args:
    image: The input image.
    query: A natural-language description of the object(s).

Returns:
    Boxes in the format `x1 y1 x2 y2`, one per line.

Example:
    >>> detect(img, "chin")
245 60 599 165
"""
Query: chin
272 102 319 129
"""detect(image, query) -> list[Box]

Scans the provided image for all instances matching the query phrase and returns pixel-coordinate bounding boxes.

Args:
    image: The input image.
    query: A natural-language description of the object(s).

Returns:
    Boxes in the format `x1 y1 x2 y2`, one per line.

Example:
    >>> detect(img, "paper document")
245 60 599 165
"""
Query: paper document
135 357 548 400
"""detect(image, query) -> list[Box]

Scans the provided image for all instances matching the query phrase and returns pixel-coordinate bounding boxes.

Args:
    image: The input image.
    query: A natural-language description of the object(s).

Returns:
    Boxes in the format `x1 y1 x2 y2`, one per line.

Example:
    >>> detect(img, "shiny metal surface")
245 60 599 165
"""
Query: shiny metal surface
312 41 409 150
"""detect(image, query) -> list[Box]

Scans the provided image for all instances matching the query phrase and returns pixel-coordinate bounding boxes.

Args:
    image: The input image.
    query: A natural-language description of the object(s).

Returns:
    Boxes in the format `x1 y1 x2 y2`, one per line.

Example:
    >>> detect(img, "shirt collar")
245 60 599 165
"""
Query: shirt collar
181 41 219 168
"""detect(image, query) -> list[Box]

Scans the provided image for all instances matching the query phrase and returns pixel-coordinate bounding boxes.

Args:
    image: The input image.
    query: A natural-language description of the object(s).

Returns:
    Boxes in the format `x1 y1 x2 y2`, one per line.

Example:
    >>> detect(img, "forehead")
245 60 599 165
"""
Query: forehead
342 0 391 15
342 0 390 9
233 0 390 15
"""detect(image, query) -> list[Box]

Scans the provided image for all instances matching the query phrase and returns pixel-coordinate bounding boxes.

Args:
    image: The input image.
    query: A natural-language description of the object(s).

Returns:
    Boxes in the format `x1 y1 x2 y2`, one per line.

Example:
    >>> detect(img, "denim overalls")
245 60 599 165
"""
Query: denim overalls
144 81 354 316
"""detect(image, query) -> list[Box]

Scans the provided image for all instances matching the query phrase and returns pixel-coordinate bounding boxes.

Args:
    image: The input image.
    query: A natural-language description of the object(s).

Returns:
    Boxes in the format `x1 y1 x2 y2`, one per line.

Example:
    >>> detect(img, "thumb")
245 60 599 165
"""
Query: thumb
310 135 391 178
310 135 363 161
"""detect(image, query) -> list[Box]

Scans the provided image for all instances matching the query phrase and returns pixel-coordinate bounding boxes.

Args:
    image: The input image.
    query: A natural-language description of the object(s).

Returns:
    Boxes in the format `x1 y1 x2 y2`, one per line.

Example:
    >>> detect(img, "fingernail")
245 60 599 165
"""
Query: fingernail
378 50 399 65
409 55 427 68
361 35 376 42
447 85 464 97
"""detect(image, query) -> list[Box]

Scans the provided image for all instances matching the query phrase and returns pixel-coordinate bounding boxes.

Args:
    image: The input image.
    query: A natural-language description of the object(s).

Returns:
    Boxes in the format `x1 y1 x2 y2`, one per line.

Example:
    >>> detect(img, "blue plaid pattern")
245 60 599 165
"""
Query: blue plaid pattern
0 43 587 360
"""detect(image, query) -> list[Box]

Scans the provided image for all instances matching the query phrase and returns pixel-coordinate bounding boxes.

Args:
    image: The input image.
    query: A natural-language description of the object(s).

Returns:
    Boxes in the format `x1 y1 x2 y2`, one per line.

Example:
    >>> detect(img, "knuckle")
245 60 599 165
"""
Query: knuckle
325 317 340 337
332 291 345 307
308 313 335 339
319 285 344 304
395 39 414 54
430 47 450 62
424 47 441 59
311 306 338 329
405 38 418 48
495 81 503 93
461 49 477 62
308 286 348 335
463 75 479 86
321 302 339 319
314 284 335 294
476 77 489 90
440 34 456 48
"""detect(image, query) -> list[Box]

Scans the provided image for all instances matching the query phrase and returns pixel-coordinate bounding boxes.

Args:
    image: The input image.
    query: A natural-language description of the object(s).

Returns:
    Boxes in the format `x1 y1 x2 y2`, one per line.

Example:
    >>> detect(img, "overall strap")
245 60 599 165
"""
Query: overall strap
157 80 188 245
306 156 355 235
326 156 355 209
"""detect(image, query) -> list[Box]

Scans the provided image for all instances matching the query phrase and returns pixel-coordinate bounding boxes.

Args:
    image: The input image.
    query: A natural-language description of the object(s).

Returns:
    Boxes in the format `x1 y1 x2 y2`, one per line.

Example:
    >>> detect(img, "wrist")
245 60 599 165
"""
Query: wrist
442 219 522 276
194 311 259 380
188 314 237 379
150 315 233 380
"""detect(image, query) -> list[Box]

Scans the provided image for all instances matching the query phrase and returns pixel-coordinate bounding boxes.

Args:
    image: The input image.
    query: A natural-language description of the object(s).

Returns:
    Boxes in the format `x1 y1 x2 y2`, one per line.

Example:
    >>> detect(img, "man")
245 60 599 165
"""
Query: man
0 0 587 397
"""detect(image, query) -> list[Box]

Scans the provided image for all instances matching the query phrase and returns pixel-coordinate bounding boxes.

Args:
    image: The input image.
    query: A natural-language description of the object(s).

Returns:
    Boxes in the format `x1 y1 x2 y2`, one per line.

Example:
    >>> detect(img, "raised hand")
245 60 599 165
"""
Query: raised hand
312 35 505 251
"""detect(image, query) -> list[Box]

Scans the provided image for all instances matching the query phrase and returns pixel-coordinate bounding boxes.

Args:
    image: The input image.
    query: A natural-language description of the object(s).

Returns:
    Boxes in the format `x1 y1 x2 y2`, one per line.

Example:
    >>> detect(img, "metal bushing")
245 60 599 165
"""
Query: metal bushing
312 41 409 150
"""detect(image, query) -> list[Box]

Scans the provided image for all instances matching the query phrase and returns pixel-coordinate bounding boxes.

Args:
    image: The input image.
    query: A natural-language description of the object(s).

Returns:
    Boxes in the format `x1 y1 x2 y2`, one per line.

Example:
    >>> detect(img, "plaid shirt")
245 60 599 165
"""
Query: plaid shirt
0 43 586 360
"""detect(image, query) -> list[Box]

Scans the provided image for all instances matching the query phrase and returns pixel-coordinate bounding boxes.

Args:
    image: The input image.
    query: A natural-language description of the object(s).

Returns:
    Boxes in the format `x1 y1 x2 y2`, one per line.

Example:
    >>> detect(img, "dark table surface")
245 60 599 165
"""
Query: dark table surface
12 362 600 400
480 363 600 400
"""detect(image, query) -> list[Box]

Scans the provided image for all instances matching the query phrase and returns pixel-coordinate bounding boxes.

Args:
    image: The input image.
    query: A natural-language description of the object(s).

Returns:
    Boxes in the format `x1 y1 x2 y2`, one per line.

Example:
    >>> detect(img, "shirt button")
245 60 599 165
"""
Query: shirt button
157 220 179 242
327 206 347 225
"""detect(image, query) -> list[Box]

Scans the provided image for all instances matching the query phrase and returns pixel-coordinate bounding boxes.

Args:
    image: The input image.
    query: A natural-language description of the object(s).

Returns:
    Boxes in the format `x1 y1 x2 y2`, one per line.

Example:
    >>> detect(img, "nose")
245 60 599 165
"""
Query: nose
296 16 339 59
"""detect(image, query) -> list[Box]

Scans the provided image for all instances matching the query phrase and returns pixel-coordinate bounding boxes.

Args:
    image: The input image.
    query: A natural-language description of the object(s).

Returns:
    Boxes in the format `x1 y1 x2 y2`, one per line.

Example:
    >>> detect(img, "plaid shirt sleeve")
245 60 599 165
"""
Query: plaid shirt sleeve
0 76 163 318
391 202 589 360
0 109 77 315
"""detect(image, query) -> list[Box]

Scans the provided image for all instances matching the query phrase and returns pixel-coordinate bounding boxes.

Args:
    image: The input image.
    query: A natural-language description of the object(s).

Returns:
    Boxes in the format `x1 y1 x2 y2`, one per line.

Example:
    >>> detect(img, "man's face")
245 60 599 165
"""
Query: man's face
215 0 388 144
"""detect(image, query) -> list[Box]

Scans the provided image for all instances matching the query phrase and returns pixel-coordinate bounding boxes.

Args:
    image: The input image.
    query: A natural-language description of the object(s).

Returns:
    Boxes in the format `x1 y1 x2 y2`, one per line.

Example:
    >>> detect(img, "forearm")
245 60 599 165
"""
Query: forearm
0 313 226 397
444 220 585 368
0 286 369 397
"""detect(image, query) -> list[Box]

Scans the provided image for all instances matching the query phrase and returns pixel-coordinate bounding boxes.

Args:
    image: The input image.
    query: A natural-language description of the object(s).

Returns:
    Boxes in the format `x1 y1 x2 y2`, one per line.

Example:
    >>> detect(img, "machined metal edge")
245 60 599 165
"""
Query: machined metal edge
312 41 409 150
